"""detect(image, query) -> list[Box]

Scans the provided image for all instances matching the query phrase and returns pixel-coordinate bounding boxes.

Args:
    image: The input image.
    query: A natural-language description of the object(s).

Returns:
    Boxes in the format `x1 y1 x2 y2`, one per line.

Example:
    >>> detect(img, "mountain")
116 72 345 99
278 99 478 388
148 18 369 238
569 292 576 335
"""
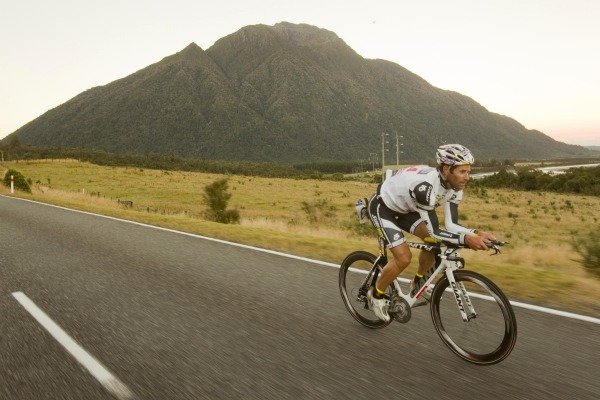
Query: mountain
3 22 595 163
585 146 600 152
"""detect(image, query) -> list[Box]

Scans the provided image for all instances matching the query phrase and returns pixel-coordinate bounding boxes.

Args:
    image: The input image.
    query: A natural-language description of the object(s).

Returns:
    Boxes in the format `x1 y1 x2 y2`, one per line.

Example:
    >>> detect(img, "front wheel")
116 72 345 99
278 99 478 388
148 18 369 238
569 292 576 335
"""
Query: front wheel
339 251 392 329
430 270 517 365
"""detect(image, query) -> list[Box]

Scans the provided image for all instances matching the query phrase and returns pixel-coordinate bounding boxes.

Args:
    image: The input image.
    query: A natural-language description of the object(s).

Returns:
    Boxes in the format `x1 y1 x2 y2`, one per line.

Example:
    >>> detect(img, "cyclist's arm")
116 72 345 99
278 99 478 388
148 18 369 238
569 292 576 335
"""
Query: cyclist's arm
444 198 497 242
444 201 476 235
418 208 466 245
411 181 465 245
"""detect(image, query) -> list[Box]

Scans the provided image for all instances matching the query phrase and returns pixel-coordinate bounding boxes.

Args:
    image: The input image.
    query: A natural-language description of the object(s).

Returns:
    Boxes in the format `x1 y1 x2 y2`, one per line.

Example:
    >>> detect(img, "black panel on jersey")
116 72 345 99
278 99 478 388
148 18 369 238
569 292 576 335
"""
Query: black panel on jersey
449 202 459 224
427 209 463 243
411 181 433 208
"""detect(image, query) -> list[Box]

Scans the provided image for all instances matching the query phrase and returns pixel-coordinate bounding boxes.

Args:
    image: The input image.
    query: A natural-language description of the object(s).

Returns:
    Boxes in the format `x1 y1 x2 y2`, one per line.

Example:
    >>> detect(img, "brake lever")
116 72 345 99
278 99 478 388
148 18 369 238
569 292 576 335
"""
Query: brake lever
490 245 501 256
488 240 507 256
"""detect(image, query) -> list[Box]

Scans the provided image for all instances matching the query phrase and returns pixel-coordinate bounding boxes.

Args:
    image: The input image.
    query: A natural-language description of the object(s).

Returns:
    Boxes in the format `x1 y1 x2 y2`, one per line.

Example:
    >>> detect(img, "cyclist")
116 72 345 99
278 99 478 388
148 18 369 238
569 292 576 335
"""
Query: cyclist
367 144 497 322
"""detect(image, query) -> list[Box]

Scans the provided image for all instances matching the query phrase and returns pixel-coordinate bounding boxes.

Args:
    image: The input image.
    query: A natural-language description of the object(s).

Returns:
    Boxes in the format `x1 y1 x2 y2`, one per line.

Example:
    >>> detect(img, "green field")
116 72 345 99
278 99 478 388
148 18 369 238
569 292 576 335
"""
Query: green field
2 159 599 316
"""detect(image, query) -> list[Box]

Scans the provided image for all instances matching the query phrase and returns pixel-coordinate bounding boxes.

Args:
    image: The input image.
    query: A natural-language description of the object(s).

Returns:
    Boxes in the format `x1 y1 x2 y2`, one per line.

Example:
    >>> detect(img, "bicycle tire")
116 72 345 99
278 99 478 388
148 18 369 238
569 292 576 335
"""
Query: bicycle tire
430 270 517 365
339 251 392 329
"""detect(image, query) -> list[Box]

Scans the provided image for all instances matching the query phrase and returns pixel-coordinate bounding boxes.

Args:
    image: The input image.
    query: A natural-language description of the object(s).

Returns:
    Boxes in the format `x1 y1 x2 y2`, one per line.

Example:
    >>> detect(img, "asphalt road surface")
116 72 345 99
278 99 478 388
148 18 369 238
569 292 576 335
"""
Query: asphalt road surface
1 195 598 399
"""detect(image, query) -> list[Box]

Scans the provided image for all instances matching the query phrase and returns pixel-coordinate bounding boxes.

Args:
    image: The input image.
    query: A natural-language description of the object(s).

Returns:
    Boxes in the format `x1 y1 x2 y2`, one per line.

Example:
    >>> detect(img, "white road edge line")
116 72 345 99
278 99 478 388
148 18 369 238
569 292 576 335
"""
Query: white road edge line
11 291 135 400
3 194 599 325
348 267 600 325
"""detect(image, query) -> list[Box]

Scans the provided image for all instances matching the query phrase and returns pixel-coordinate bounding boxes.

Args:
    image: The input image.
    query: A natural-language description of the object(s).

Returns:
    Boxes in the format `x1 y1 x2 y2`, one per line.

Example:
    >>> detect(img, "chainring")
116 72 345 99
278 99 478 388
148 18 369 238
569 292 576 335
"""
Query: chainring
389 294 411 323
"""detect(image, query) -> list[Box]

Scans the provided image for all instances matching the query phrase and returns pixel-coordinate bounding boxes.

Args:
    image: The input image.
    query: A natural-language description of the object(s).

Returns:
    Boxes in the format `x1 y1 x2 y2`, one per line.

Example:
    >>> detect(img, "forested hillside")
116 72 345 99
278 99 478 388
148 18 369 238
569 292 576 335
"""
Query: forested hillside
3 22 594 163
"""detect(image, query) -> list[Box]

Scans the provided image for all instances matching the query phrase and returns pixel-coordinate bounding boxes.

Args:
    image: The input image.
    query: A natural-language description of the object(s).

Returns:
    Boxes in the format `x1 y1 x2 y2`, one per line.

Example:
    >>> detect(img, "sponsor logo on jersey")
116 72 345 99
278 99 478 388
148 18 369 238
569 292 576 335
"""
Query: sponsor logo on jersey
413 182 434 206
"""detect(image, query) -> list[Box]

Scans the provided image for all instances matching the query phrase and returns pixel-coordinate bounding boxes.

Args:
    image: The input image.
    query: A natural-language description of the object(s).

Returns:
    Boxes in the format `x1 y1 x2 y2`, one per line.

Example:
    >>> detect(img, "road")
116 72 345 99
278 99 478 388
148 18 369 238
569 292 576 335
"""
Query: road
1 195 599 399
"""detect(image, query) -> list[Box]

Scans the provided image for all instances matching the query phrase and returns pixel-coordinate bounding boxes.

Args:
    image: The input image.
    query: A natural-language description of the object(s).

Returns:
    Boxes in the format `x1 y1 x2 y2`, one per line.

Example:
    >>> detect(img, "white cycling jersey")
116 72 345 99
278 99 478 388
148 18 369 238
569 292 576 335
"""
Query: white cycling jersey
379 165 475 245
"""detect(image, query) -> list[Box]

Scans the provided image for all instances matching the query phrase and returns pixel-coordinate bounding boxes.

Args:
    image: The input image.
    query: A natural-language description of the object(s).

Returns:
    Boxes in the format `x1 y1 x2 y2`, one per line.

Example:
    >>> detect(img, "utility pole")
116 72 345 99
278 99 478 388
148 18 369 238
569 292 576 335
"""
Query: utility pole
369 152 377 172
0 150 3 162
381 132 389 171
395 133 403 166
396 132 404 168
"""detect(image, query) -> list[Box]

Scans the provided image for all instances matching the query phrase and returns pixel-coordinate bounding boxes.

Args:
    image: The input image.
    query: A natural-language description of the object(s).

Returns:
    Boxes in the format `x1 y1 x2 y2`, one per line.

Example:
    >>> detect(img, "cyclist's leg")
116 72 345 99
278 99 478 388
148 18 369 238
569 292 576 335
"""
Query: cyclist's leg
376 243 412 292
413 222 436 276
368 198 413 292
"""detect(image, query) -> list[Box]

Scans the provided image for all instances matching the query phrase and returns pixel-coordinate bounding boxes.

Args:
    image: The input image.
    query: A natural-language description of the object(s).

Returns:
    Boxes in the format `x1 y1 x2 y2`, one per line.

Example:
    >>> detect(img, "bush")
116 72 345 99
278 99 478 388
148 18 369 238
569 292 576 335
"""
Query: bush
301 199 336 223
210 209 240 224
342 219 377 237
574 232 600 279
2 169 31 193
202 178 240 224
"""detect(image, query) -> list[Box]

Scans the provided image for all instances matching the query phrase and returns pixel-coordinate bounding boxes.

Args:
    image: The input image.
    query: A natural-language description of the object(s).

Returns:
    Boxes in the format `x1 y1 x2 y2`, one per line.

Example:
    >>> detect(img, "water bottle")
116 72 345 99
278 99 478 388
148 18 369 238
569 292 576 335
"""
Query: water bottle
355 199 367 223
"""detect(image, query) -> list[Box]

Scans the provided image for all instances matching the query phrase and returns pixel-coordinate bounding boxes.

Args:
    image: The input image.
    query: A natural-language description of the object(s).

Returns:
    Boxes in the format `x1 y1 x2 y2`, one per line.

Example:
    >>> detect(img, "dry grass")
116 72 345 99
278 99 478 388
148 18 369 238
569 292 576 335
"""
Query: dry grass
2 159 599 316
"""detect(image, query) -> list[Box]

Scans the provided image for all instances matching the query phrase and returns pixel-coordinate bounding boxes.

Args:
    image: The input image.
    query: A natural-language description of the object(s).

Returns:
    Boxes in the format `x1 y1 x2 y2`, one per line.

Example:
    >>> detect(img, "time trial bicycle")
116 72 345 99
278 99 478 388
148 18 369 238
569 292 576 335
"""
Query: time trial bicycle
339 233 517 365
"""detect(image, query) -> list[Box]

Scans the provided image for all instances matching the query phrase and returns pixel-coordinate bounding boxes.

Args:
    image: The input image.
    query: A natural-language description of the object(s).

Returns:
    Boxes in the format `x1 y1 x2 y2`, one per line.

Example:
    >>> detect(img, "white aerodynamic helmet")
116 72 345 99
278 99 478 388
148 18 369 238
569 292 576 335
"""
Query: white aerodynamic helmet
436 144 475 166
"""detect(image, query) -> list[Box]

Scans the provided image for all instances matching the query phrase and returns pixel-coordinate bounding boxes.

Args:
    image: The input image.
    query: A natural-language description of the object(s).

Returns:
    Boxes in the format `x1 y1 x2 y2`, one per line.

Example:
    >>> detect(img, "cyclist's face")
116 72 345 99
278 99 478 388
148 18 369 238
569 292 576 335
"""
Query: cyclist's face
445 164 471 190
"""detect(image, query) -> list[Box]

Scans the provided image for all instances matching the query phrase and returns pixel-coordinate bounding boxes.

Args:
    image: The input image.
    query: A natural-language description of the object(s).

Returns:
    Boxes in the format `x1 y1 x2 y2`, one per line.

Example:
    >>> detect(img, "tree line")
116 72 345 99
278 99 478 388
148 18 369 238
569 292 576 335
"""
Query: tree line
2 142 598 192
0 143 364 179
471 166 600 196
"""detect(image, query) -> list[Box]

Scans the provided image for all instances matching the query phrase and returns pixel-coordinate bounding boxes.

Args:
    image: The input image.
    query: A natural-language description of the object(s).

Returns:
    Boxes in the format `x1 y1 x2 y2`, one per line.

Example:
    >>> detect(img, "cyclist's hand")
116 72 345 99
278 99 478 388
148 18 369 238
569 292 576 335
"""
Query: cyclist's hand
477 230 497 242
465 234 489 250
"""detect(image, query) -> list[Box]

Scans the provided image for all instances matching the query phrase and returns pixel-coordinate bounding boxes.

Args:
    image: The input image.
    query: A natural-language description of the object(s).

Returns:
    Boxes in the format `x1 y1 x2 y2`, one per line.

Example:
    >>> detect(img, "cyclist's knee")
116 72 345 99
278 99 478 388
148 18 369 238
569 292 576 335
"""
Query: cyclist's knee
413 222 429 240
390 246 412 269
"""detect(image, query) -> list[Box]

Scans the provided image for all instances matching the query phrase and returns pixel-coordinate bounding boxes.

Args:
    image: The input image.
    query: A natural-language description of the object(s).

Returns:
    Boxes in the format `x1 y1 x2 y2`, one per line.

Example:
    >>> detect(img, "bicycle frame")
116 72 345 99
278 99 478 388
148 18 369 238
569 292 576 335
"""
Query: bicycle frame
370 236 478 322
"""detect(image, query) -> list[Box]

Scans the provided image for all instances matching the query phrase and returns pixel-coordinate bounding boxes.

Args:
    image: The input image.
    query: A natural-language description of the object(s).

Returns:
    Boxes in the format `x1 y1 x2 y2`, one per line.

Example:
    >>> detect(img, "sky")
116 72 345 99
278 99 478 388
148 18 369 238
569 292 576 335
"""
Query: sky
1 0 599 146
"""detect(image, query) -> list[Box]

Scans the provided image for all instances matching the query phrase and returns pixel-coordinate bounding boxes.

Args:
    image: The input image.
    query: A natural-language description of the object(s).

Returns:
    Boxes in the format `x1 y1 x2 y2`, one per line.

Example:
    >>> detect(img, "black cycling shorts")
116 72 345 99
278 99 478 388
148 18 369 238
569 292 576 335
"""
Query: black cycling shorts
368 193 424 248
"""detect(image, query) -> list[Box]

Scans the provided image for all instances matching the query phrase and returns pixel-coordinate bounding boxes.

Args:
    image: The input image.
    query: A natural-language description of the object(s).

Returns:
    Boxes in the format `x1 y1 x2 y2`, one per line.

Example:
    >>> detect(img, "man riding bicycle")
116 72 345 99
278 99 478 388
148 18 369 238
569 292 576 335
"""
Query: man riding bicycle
367 144 497 322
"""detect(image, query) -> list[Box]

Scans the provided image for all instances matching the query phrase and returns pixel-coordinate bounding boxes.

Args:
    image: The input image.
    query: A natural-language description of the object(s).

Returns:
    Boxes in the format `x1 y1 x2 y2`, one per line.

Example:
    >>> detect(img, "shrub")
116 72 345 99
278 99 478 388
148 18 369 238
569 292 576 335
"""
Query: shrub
2 169 32 193
202 178 240 224
343 219 377 237
301 199 336 223
212 209 240 224
573 231 600 279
